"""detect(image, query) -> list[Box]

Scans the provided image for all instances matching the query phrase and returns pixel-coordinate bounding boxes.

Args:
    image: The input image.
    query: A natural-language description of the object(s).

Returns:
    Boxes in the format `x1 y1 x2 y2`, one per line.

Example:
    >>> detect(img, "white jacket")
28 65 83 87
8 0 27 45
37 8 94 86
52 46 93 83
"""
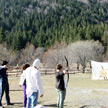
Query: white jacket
19 67 43 97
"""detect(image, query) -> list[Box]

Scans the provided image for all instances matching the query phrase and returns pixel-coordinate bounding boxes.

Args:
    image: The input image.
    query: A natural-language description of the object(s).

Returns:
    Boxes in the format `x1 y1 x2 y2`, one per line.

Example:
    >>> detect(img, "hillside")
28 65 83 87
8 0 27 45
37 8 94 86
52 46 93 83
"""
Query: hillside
0 0 108 51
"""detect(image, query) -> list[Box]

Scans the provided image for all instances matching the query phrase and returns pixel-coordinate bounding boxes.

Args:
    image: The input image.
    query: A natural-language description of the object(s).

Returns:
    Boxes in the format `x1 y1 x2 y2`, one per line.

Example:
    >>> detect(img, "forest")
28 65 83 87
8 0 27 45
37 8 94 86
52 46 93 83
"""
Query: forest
0 0 108 53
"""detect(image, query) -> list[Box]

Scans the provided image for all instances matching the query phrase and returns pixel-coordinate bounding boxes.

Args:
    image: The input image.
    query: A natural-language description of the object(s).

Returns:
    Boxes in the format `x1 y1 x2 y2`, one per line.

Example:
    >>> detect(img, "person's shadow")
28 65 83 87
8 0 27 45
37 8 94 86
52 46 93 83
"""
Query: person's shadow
44 104 57 107
44 104 67 107
3 102 23 108
79 105 90 108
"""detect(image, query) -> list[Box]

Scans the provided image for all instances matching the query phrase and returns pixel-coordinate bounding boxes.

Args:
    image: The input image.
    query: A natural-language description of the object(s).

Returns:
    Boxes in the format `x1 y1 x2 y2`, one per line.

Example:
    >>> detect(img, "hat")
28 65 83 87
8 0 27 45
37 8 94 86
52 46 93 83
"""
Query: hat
2 61 8 66
33 59 40 69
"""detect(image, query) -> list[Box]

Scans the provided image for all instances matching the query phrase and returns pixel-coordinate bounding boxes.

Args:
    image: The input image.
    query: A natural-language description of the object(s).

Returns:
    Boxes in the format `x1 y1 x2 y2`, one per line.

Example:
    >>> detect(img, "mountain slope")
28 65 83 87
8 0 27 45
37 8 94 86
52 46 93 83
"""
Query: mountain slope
0 0 108 50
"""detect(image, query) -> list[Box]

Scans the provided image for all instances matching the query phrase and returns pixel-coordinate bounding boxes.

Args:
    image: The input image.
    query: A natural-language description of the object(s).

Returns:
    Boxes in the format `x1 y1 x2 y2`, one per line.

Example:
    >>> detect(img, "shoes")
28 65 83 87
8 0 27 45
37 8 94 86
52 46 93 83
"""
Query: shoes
7 103 14 105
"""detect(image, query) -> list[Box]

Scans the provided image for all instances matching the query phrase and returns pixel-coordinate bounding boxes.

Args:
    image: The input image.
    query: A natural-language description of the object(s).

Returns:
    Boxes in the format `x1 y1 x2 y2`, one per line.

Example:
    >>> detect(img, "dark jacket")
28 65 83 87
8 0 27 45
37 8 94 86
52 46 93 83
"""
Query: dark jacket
55 71 65 90
0 68 8 84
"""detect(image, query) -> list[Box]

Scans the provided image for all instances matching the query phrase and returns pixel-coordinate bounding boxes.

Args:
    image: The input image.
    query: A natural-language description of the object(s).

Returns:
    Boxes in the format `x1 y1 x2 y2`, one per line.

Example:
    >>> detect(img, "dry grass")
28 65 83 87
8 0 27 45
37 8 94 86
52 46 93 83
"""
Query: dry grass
2 73 108 108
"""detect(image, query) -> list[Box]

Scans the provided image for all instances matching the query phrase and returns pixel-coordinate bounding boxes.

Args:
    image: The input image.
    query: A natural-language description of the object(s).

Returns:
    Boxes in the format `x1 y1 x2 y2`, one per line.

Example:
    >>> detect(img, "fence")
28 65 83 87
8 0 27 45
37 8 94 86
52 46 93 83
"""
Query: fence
7 67 92 76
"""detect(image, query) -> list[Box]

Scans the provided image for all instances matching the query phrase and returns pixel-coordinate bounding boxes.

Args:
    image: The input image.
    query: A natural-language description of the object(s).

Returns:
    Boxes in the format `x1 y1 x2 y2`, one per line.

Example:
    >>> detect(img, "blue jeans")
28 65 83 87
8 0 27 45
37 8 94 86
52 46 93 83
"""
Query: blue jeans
27 92 38 108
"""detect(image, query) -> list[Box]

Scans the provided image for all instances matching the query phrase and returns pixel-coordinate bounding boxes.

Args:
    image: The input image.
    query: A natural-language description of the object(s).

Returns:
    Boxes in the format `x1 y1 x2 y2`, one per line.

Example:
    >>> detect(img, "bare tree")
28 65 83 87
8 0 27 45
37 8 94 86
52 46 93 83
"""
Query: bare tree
42 49 64 68
19 42 45 65
67 40 104 73
42 42 67 69
0 43 17 65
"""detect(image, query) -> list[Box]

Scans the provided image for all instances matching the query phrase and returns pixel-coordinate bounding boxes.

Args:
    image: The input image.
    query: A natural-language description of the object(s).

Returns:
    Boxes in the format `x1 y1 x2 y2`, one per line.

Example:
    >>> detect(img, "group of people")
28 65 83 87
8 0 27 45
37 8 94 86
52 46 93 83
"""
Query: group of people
0 59 68 108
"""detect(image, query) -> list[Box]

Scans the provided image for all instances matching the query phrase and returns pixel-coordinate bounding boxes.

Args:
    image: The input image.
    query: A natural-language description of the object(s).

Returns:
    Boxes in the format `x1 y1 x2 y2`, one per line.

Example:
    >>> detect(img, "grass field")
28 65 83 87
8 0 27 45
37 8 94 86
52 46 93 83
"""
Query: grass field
2 73 108 108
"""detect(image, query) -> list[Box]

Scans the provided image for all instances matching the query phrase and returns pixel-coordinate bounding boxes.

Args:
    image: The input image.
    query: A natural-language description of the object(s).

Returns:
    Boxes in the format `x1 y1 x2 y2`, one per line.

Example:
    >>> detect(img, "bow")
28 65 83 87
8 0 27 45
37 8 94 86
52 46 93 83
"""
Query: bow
64 56 69 85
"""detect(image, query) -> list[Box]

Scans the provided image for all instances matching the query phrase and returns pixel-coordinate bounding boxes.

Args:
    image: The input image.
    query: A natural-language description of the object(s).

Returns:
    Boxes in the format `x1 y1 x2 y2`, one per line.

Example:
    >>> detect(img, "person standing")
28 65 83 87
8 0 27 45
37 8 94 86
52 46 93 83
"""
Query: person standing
55 64 67 108
19 64 30 108
0 61 14 107
19 59 44 108
0 65 8 108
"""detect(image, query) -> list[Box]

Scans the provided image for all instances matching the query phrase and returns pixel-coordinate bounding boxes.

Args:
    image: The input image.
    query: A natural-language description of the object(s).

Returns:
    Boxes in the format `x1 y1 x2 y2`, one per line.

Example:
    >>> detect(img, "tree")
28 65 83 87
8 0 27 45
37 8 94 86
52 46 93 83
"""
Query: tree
102 31 108 55
19 42 45 65
42 41 67 68
67 40 104 73
0 27 5 43
0 43 17 65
